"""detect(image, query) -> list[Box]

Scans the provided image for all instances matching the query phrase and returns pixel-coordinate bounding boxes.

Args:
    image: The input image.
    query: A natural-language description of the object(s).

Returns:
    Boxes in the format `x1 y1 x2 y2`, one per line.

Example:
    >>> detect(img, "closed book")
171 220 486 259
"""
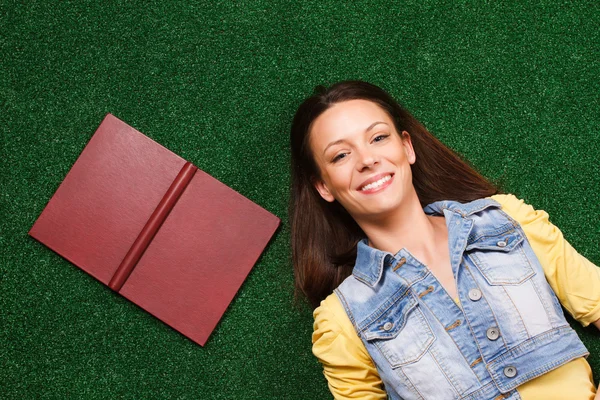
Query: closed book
29 114 280 346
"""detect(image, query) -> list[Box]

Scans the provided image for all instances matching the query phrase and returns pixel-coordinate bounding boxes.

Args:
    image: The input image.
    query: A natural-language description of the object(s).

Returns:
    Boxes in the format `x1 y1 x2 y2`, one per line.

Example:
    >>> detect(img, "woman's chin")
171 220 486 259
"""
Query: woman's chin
354 202 401 220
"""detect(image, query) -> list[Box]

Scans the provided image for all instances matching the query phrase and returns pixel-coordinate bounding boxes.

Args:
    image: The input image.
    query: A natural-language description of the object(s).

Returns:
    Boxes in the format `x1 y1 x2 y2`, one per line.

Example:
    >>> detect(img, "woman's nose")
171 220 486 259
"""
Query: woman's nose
356 148 378 170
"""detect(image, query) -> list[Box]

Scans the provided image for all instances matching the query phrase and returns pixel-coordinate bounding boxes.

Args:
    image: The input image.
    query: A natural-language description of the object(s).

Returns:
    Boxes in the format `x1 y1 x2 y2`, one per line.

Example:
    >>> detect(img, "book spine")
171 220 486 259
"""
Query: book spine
108 161 198 291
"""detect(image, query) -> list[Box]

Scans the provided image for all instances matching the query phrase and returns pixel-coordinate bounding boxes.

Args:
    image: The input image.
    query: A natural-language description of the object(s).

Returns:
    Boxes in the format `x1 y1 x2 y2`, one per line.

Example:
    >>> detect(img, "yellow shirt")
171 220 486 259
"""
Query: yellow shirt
312 194 600 399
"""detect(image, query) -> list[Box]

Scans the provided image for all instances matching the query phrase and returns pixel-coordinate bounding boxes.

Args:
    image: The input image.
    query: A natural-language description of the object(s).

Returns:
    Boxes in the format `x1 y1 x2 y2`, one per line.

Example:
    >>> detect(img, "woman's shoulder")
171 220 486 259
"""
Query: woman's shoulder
490 193 530 213
312 292 360 345
490 193 552 229
428 195 532 219
312 292 374 365
313 293 353 333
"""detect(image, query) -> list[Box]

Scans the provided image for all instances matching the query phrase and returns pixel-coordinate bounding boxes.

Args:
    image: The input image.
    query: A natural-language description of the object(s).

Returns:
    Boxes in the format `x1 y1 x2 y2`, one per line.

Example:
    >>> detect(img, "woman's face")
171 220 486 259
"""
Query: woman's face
309 99 416 221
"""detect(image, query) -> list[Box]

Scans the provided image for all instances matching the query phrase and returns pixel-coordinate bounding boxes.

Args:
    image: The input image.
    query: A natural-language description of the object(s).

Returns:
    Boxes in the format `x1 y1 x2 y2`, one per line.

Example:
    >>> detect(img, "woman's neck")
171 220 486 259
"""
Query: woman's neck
355 192 447 262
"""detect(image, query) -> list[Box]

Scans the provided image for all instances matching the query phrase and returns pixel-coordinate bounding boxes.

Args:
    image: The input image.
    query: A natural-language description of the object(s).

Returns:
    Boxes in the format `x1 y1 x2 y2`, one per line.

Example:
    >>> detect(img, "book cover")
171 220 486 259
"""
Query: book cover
29 114 280 346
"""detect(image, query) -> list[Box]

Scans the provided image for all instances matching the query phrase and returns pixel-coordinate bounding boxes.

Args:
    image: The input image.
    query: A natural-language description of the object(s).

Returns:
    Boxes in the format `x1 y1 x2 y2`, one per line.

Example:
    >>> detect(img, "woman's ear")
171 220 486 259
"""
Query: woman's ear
313 179 335 202
401 131 416 165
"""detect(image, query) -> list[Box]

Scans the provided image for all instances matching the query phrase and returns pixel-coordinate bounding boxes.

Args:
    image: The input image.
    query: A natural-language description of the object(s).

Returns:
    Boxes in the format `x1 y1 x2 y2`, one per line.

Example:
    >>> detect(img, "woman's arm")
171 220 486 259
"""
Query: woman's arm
312 294 387 400
593 319 600 398
494 195 600 398
493 194 600 327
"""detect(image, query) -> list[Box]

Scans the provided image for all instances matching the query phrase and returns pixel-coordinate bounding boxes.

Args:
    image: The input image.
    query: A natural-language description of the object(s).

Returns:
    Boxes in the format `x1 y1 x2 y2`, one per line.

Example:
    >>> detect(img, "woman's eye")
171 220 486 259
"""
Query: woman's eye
373 134 389 142
332 153 348 162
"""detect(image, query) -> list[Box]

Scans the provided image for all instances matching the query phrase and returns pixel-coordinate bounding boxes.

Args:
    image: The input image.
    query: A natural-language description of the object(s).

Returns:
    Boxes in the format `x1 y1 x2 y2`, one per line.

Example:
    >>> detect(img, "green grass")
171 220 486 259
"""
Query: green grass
2 0 599 398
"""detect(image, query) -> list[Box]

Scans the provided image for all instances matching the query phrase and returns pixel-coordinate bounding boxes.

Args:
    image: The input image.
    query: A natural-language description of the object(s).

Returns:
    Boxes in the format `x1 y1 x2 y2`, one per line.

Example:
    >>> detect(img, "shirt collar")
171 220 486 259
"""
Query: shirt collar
351 197 501 287
352 239 394 287
423 197 500 217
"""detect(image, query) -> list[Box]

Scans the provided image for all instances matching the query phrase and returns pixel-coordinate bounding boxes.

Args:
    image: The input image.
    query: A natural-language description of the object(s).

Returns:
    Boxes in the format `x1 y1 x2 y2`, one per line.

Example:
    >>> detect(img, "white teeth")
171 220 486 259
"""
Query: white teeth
361 175 391 191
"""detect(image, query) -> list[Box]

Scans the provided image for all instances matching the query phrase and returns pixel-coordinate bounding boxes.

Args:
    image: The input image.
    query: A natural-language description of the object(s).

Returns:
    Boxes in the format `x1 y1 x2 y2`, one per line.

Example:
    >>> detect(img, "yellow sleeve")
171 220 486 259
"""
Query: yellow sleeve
312 293 386 399
492 194 600 327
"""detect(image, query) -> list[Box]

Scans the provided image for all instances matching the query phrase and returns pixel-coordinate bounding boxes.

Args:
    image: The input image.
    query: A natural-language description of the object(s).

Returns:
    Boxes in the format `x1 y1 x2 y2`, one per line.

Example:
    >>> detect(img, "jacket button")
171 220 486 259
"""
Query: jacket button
468 288 482 301
504 366 517 378
486 327 500 341
497 240 507 248
383 322 393 331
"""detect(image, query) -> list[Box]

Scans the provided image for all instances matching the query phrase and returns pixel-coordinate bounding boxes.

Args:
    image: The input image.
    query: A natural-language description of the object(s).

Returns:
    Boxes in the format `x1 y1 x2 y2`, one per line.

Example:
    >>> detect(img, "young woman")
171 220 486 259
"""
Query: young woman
289 81 600 400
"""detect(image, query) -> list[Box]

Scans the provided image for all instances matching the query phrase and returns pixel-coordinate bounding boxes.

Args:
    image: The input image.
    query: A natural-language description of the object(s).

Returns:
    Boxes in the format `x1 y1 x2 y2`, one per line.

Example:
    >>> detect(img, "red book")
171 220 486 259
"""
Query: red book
29 114 280 346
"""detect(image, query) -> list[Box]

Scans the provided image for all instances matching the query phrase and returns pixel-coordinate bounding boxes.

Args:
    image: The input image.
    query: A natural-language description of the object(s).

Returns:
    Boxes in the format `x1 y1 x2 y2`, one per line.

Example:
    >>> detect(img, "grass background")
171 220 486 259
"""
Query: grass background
2 0 599 398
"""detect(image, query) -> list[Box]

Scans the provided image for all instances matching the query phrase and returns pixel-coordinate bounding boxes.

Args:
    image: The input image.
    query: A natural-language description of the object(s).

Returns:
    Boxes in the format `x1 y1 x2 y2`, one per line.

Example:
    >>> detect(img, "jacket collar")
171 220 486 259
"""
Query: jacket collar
423 198 500 217
352 239 393 286
352 197 501 287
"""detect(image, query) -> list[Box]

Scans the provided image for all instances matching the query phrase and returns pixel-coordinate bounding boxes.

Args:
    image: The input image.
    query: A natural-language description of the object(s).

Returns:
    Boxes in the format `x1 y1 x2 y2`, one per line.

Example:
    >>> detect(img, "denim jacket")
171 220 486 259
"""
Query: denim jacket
335 198 588 400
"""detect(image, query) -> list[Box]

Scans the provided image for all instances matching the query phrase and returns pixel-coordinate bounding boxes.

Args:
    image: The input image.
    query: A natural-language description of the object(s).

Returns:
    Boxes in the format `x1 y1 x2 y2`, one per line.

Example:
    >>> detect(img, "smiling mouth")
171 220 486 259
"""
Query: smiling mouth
359 174 393 192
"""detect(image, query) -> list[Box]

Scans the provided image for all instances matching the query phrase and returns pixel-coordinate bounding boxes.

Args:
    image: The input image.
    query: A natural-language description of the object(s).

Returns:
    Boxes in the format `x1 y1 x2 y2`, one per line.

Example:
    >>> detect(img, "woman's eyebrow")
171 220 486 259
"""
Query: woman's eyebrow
322 122 390 155
322 139 346 155
365 121 388 132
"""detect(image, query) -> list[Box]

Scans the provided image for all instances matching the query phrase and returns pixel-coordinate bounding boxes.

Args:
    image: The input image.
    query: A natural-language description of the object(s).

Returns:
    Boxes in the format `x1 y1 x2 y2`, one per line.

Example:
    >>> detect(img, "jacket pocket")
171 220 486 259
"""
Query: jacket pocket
363 293 435 368
465 224 534 285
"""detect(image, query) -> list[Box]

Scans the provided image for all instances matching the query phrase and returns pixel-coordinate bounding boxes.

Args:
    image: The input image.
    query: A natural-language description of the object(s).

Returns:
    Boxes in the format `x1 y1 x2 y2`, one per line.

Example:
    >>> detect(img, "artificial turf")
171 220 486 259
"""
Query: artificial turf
2 1 599 398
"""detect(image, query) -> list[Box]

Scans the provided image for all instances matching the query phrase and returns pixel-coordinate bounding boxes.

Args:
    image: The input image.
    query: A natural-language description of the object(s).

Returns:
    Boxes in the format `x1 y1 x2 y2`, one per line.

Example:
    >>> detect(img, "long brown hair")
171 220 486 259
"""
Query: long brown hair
290 81 499 309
